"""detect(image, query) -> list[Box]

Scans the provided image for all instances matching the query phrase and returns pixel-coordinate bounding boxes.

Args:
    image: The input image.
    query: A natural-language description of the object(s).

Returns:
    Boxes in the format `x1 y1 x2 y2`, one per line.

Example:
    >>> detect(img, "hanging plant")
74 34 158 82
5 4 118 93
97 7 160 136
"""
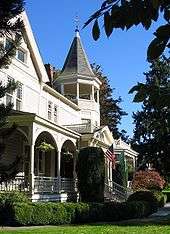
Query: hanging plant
36 141 55 152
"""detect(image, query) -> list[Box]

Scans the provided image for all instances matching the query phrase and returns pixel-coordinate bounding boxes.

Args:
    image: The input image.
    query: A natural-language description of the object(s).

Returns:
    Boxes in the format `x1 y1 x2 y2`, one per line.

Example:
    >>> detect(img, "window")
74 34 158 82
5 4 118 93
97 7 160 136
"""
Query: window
48 101 52 120
5 38 13 51
16 83 23 111
16 49 26 63
6 76 14 105
54 105 58 123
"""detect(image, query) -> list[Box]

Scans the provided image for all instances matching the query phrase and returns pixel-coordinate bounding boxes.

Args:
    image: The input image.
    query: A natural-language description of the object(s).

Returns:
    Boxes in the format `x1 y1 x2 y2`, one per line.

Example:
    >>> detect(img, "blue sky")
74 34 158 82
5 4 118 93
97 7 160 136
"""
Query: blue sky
26 1 162 137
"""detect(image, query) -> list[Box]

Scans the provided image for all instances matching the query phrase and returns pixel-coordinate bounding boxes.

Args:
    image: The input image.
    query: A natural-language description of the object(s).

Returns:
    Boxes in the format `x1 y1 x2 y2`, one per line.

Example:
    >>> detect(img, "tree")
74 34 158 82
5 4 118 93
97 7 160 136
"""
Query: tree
0 0 24 181
0 0 24 126
130 56 170 177
84 0 170 61
92 64 128 139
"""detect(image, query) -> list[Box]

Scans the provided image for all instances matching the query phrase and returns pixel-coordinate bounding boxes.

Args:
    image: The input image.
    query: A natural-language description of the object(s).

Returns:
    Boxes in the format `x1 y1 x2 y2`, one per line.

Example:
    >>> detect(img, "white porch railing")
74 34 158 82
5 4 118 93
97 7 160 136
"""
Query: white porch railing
34 176 76 194
65 123 95 133
0 176 29 192
34 176 59 193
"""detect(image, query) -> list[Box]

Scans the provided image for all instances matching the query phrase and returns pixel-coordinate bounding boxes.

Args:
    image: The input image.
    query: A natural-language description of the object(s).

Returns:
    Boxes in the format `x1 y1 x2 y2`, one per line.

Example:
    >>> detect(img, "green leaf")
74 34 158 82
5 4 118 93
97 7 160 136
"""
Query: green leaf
151 0 160 9
154 24 170 40
147 38 168 61
92 19 100 41
104 11 113 37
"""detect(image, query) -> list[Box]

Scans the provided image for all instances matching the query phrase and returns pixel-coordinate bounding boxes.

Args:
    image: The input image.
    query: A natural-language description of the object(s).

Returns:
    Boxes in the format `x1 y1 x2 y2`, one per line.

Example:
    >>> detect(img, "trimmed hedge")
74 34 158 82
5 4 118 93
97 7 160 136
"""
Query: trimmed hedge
0 200 154 226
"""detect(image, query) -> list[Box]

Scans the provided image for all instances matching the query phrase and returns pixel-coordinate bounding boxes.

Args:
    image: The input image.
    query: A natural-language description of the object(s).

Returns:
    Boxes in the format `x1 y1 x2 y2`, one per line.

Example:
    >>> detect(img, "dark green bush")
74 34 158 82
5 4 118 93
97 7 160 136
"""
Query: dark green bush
76 147 105 202
0 192 29 206
162 191 170 202
127 190 158 213
0 200 156 226
153 191 167 207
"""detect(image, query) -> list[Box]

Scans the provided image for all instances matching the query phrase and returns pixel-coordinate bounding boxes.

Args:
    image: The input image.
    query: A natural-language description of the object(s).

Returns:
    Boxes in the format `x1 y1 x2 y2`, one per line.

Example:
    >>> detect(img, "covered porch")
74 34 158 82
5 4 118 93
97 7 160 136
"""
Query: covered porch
0 113 80 202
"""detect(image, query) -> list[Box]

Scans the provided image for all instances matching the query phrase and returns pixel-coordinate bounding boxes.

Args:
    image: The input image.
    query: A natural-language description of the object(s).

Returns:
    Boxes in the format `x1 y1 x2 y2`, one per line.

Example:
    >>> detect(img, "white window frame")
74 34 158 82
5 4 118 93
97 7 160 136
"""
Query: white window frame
16 48 27 64
16 82 23 111
48 101 52 120
54 104 58 123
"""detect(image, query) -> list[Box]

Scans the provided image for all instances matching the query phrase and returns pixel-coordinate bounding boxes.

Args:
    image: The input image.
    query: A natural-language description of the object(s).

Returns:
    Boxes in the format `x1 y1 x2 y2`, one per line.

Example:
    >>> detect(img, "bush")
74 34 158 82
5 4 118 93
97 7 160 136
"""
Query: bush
132 170 165 191
162 191 170 202
153 191 167 207
0 200 156 226
0 192 29 206
76 147 105 202
127 190 158 213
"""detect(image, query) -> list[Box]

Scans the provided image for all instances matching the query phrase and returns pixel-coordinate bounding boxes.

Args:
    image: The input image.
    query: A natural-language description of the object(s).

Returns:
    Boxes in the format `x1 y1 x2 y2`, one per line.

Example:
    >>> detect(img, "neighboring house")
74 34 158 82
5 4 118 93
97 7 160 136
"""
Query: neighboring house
0 12 138 202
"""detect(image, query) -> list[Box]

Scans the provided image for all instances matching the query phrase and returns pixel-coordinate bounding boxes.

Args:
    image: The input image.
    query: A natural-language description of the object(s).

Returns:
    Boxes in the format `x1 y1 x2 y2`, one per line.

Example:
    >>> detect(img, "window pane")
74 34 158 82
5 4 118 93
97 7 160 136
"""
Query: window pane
5 39 13 51
17 84 22 99
17 49 25 63
16 99 22 111
6 94 13 105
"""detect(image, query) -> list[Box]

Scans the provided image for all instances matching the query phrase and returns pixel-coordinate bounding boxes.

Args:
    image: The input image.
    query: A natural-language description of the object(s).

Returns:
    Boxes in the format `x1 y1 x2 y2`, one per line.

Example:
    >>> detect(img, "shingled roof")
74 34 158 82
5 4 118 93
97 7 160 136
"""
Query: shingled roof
60 30 95 78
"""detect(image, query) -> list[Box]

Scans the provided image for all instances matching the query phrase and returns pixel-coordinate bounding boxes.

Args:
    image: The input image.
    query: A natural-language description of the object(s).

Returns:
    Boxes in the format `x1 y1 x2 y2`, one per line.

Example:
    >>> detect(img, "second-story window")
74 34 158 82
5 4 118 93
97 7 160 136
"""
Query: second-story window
48 101 52 120
16 49 26 63
16 83 23 111
54 105 58 123
6 76 14 105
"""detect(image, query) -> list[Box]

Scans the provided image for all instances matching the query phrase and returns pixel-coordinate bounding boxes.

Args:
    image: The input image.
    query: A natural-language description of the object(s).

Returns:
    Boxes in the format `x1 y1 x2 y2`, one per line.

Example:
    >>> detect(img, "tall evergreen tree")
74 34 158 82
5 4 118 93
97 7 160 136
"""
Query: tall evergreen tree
0 0 24 181
130 56 170 177
92 64 127 139
0 0 24 126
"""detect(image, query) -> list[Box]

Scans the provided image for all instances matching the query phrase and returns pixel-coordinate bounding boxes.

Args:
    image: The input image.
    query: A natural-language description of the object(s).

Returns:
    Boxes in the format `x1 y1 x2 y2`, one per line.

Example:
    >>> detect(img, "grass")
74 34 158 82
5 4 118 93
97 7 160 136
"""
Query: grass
0 224 170 234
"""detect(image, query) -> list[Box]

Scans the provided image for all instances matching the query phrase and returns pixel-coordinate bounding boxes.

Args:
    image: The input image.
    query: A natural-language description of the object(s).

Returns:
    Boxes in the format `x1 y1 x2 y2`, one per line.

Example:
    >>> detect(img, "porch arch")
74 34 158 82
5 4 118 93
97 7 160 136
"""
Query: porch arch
60 140 76 179
34 131 58 177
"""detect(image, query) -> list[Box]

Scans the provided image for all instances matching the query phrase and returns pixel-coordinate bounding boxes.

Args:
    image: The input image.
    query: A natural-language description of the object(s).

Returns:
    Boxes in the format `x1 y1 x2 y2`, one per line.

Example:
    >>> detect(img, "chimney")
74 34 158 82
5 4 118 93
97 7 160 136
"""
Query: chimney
45 63 54 87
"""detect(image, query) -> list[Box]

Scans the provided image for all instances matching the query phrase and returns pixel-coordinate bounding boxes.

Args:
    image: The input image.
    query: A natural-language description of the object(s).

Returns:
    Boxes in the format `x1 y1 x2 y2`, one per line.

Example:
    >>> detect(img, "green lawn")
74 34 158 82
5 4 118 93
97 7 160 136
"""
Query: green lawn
0 225 170 234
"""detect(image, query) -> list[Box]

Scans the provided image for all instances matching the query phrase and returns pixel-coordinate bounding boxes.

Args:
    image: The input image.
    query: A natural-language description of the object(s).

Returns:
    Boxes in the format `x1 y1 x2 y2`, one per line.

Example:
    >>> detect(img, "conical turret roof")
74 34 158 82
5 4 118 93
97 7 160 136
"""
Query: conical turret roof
60 30 95 78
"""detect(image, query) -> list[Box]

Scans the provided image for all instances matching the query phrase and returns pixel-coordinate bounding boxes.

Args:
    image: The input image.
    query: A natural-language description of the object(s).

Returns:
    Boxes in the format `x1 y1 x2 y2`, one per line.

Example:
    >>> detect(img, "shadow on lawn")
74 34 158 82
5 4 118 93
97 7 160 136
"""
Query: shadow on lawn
87 215 170 227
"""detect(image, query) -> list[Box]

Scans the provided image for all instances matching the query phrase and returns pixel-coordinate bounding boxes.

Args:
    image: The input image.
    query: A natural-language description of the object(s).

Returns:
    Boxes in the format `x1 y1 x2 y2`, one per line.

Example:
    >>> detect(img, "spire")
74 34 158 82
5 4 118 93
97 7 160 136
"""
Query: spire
60 28 95 78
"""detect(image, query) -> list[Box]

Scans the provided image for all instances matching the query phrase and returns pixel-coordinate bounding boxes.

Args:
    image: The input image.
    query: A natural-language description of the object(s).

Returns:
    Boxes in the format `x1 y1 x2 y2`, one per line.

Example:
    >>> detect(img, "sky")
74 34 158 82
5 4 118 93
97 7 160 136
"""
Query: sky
26 1 163 137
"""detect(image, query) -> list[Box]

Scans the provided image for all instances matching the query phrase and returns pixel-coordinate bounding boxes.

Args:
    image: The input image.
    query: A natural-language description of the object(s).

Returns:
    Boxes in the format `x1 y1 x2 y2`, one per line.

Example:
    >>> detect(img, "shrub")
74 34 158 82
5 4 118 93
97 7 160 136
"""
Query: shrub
153 191 167 207
76 147 105 202
0 192 29 206
0 200 156 226
127 190 158 213
132 170 165 191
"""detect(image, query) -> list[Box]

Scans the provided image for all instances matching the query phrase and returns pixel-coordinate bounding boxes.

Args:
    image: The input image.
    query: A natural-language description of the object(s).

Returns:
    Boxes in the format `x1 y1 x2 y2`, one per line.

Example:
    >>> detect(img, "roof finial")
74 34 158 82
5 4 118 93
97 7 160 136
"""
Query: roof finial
75 13 80 37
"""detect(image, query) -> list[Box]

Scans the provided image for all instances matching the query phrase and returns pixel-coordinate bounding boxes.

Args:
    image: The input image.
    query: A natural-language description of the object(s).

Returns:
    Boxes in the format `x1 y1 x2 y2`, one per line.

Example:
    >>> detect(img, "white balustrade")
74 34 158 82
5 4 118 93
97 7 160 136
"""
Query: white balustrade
0 176 29 192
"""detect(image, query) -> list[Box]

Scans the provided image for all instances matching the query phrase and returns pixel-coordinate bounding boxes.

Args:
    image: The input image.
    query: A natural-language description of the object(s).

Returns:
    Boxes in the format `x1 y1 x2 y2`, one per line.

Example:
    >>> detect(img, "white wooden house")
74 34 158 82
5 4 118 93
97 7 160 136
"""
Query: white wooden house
0 12 138 202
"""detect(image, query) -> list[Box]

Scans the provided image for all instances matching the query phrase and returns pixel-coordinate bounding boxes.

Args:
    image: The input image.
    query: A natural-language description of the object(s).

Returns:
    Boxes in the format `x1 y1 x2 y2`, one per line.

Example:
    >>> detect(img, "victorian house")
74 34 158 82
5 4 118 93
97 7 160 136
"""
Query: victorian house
0 12 137 201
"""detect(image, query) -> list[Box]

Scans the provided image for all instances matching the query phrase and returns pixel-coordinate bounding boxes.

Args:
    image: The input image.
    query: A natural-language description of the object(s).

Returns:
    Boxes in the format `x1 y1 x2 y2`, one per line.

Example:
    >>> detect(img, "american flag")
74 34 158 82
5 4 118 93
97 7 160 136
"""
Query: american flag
105 144 116 169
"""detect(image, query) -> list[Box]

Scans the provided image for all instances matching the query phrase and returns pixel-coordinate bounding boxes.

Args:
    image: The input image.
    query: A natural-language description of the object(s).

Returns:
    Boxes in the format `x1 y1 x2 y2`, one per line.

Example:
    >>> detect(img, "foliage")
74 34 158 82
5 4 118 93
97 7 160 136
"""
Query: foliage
91 64 128 140
0 191 29 206
84 0 170 61
76 147 105 202
0 0 24 182
162 190 170 202
36 141 55 152
131 57 170 176
132 170 166 191
0 200 156 226
127 190 158 213
153 191 167 207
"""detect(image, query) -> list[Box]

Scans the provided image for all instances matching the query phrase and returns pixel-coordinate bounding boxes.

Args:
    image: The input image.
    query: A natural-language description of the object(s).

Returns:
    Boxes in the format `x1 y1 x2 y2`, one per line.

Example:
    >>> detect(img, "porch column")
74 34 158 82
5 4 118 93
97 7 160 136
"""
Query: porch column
30 144 35 195
73 150 78 191
57 150 61 193
76 83 79 100
97 89 100 103
91 85 94 100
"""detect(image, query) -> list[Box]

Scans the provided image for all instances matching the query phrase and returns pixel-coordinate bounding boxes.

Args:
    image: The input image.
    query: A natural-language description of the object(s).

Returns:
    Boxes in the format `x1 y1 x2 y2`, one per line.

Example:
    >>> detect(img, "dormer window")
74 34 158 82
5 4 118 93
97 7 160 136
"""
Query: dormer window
16 49 26 63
